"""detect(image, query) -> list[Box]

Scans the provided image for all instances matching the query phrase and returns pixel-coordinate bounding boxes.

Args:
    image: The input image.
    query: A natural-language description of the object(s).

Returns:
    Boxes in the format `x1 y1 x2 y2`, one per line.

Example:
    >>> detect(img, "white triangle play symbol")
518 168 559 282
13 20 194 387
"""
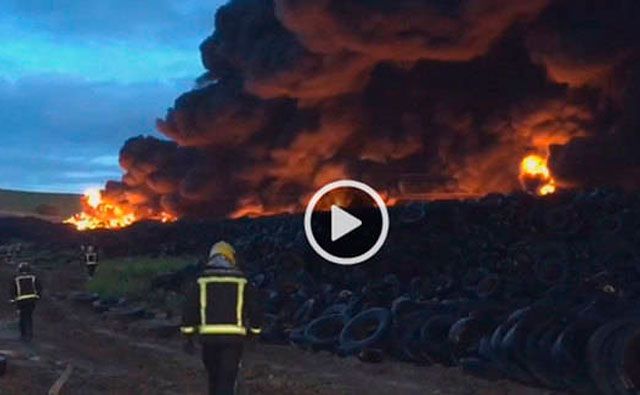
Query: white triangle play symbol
331 205 363 241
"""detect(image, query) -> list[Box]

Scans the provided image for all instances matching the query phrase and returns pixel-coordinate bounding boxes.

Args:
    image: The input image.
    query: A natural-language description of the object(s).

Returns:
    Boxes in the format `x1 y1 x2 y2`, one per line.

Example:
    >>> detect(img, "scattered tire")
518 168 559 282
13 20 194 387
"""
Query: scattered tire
358 348 385 363
321 303 348 317
292 298 317 326
289 326 309 348
390 297 419 320
587 320 632 395
106 306 146 321
392 310 433 364
609 321 640 395
70 292 99 304
448 316 497 358
419 314 458 366
304 314 345 351
551 318 601 392
524 321 567 390
339 308 391 356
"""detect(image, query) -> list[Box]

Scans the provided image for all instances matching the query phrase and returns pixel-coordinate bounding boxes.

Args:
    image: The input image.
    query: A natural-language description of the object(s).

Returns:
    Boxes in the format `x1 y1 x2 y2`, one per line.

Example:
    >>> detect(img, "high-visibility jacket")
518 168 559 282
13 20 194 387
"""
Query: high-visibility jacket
85 252 98 266
180 264 262 340
9 273 42 303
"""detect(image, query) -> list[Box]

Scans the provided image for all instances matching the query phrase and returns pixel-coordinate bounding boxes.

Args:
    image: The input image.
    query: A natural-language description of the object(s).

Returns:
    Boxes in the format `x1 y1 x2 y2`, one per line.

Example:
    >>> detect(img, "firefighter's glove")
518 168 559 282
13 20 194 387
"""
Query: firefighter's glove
249 327 262 338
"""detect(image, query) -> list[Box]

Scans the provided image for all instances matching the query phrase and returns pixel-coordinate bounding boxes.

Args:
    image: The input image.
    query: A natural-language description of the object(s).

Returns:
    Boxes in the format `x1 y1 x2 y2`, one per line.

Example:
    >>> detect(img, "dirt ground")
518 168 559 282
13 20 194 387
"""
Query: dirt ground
0 260 563 395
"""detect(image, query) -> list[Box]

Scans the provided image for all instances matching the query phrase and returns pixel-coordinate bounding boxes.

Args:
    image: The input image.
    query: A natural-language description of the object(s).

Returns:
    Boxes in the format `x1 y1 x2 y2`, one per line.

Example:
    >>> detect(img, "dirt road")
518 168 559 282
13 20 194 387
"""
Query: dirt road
0 261 560 395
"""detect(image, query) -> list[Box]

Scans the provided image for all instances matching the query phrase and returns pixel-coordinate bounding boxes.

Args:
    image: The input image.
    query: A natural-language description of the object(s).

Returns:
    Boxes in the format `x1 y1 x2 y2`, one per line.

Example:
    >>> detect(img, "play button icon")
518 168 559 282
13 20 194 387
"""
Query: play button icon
304 180 390 265
331 205 362 241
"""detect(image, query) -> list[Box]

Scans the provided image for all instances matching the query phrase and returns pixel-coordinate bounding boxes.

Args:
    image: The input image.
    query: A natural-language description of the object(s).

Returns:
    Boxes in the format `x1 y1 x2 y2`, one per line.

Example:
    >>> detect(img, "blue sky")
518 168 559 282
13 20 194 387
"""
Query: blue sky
0 0 224 193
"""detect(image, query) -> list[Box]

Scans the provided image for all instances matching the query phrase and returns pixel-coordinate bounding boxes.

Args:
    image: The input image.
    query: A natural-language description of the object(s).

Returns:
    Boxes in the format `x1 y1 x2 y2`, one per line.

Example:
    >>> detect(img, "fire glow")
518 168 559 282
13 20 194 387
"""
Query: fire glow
65 154 558 229
519 154 557 196
64 188 177 231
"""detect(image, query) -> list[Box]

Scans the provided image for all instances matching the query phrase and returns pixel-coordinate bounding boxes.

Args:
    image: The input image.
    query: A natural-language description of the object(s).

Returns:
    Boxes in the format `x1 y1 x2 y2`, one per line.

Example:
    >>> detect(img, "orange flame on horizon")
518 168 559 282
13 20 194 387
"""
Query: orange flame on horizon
229 187 401 219
519 154 557 196
67 152 559 227
64 188 177 231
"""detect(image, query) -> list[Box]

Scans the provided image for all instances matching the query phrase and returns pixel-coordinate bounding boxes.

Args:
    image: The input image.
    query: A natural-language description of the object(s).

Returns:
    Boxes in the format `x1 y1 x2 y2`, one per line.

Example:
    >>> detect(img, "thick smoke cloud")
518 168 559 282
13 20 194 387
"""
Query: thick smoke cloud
110 0 640 218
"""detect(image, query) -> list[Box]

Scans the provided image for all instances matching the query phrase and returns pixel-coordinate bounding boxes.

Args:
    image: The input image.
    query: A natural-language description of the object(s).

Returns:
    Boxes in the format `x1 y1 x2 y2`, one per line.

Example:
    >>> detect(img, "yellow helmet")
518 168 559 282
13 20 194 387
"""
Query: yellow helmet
209 241 236 265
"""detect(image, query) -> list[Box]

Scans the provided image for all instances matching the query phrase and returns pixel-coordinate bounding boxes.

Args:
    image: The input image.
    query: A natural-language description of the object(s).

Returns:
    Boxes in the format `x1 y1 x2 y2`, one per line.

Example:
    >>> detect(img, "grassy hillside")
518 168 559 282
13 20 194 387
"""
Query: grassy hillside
0 188 81 221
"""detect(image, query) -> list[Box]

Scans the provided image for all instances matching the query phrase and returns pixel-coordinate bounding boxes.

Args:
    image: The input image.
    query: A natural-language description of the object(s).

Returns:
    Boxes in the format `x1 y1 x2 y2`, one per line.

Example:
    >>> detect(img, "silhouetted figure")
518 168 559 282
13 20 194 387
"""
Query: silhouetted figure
83 245 99 278
181 241 263 395
9 262 42 342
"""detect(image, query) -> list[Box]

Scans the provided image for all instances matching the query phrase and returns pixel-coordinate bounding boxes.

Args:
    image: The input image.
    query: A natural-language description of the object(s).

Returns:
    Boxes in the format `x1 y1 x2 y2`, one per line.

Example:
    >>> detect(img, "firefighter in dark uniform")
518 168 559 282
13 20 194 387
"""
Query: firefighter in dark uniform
84 244 99 278
9 262 42 342
181 241 262 395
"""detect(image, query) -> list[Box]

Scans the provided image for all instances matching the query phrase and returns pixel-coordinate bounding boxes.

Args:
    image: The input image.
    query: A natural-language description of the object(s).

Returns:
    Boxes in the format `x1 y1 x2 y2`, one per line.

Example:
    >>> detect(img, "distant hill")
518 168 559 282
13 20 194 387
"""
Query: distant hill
0 189 81 222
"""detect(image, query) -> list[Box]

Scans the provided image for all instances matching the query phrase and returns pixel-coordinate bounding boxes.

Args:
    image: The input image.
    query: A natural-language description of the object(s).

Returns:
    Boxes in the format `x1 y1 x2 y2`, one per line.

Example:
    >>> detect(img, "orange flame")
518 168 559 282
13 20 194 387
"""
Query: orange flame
229 188 400 219
519 154 556 196
64 188 177 231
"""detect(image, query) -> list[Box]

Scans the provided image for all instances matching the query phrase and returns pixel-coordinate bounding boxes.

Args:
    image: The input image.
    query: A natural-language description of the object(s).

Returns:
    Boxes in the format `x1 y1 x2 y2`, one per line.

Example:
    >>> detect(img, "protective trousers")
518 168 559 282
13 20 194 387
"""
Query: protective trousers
18 301 35 342
201 342 243 395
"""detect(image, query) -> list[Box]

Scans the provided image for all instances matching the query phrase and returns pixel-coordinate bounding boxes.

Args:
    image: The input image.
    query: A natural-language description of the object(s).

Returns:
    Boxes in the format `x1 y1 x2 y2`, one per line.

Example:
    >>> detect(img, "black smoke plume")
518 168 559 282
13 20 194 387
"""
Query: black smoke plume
104 0 640 218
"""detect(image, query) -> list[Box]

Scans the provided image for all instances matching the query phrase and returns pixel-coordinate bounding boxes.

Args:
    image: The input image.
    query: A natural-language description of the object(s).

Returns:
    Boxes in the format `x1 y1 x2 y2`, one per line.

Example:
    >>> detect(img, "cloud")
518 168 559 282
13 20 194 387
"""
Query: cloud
0 0 221 46
0 21 203 83
0 76 185 192
0 1 224 192
0 1 226 82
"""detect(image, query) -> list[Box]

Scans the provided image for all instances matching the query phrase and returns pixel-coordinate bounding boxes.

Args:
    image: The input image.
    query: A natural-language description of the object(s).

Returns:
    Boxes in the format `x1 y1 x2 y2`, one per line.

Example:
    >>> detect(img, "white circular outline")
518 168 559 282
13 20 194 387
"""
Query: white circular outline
304 179 389 265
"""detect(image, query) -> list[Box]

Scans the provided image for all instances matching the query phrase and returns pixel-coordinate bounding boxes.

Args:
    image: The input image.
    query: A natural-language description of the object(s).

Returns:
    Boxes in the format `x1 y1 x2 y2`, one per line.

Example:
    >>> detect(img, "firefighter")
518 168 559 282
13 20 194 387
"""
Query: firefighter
181 241 263 395
84 245 99 278
8 262 42 342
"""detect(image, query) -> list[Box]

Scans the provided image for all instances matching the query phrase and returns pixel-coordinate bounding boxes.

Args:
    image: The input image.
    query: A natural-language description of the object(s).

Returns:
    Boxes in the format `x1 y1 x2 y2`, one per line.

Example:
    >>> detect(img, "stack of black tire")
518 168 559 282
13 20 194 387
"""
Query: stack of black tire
242 189 640 394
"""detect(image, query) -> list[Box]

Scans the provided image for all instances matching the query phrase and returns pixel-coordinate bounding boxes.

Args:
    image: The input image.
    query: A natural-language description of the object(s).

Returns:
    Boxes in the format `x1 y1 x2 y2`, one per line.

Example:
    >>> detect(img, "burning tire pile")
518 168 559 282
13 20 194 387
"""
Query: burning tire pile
232 189 640 394
3 188 640 393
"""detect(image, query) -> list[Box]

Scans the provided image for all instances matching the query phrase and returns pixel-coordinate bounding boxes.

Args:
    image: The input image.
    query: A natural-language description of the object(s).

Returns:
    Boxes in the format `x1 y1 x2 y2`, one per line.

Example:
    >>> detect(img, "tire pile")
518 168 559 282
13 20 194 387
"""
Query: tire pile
4 188 640 392
236 190 640 394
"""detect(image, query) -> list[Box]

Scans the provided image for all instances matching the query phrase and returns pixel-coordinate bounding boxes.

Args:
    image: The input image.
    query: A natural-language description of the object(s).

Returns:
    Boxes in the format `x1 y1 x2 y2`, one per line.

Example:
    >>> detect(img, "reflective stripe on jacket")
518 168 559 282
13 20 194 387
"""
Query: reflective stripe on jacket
13 275 39 301
85 252 98 266
199 275 247 335
181 264 263 337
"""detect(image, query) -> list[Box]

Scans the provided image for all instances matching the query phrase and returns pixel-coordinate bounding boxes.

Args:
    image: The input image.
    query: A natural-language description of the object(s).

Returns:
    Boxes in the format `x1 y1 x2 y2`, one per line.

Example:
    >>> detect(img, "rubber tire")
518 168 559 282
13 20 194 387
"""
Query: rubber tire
419 314 458 366
358 348 385 363
391 310 433 364
524 321 567 390
292 298 317 326
391 297 419 320
587 320 631 395
486 307 539 382
551 319 602 393
321 303 348 317
448 316 497 358
610 321 640 395
71 292 99 304
339 308 391 356
304 314 345 351
289 326 309 348
499 320 539 386
106 306 146 320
